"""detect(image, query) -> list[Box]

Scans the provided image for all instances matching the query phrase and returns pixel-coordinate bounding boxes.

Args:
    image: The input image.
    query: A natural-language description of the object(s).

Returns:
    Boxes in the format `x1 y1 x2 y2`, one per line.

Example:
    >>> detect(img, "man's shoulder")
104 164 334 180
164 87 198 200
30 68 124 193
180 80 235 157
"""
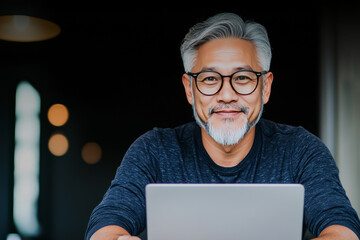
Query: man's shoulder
258 118 312 140
258 118 329 162
125 122 199 161
140 121 198 144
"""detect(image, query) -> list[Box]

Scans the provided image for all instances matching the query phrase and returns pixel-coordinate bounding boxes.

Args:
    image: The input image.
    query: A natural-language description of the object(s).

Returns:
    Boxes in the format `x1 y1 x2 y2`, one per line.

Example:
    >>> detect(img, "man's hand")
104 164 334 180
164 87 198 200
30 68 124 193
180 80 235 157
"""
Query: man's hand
117 236 141 240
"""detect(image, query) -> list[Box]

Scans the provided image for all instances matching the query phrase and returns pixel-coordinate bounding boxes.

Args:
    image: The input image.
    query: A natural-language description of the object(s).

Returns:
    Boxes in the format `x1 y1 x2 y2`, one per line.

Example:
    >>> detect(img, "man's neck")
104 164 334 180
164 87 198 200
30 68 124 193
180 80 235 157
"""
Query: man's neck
201 126 256 168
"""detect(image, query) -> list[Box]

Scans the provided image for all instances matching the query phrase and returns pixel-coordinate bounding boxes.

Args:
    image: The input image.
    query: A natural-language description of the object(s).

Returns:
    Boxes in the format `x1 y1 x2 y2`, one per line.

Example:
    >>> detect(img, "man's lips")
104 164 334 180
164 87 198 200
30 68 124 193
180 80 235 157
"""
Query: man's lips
213 109 243 116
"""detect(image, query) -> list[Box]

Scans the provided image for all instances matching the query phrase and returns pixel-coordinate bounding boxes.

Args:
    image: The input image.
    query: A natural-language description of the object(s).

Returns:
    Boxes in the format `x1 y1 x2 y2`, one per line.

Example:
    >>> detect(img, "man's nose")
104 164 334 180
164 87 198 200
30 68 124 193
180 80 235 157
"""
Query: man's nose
216 77 238 103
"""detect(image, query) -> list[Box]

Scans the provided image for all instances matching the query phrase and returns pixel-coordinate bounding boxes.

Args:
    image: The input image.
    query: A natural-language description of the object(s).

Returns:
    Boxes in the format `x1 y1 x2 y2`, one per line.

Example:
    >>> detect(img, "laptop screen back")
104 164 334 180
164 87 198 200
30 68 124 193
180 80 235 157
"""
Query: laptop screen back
146 184 304 240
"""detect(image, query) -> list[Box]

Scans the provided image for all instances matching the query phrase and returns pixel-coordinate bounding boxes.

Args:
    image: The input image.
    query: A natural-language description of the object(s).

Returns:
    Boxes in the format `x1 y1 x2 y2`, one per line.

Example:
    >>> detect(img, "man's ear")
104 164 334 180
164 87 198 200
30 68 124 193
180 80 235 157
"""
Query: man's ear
263 72 273 104
182 73 193 105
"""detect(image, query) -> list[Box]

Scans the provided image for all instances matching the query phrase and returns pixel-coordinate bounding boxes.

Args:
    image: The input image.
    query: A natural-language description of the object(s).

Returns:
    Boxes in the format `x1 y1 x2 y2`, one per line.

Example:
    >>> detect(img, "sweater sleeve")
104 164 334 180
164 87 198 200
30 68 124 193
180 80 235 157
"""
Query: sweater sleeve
85 131 159 240
291 128 360 238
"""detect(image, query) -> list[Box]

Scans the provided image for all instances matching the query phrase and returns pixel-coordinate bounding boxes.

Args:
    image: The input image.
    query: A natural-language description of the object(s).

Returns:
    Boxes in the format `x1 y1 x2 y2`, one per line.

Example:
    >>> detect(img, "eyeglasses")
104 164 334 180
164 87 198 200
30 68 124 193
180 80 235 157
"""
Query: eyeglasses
187 70 267 96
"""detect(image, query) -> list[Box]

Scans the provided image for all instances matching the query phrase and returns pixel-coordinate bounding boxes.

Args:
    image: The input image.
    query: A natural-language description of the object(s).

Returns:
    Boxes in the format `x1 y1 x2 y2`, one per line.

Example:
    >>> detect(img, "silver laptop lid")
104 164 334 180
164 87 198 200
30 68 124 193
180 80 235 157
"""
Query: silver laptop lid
146 184 304 240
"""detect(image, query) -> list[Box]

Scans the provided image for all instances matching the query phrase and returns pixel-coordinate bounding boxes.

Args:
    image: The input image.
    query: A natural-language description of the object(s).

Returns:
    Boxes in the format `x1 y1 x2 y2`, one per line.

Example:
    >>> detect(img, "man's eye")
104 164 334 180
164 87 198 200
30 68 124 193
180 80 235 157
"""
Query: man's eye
203 76 218 82
234 76 251 81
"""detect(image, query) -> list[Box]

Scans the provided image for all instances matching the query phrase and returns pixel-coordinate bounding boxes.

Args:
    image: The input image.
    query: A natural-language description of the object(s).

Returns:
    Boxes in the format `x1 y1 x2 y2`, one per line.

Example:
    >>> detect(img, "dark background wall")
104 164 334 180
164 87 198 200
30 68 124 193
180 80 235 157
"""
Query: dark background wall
0 3 326 239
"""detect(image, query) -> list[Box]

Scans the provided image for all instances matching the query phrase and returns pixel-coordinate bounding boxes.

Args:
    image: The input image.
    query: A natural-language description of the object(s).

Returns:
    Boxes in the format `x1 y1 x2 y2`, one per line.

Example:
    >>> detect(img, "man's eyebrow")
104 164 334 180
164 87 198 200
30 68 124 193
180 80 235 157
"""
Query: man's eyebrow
234 65 254 71
200 66 217 71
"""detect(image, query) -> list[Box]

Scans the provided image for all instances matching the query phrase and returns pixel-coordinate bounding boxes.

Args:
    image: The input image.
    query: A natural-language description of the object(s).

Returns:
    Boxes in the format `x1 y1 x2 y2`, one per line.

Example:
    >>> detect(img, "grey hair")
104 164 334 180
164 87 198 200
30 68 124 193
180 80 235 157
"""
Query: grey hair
180 13 272 73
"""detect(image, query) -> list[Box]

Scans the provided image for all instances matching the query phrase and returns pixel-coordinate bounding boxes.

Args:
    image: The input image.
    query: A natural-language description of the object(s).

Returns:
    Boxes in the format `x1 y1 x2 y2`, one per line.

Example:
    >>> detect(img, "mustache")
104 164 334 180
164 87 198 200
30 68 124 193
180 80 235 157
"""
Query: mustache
208 103 249 115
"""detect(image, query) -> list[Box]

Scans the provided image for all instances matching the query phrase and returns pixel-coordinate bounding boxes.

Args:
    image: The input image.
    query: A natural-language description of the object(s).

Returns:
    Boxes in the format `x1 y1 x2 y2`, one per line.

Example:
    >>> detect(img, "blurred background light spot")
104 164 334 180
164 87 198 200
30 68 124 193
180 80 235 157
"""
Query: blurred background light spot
47 104 69 127
48 133 69 156
81 142 102 164
0 15 61 42
14 81 41 237
6 233 22 240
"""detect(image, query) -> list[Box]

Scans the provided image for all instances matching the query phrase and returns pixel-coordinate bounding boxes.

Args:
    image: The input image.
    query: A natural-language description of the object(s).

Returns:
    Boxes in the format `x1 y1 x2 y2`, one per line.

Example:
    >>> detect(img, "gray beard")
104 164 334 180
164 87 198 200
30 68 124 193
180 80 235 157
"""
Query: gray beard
191 91 264 146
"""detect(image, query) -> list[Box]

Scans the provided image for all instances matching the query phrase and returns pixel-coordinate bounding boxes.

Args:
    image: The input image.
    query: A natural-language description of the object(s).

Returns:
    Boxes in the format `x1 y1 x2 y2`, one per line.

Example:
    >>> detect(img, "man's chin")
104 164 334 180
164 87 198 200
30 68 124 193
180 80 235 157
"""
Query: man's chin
207 115 247 130
205 118 250 146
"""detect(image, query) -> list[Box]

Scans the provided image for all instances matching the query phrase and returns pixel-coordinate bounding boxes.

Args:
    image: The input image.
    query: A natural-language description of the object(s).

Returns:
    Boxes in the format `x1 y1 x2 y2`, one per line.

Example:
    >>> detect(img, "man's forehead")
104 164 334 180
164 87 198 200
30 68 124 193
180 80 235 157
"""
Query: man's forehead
194 38 259 72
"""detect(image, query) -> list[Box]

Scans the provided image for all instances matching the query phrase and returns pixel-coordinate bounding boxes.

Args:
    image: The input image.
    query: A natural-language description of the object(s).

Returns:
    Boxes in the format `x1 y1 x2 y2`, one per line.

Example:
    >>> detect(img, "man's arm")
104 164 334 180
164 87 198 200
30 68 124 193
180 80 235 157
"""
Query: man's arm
290 129 360 237
90 225 141 240
85 130 161 239
312 225 359 240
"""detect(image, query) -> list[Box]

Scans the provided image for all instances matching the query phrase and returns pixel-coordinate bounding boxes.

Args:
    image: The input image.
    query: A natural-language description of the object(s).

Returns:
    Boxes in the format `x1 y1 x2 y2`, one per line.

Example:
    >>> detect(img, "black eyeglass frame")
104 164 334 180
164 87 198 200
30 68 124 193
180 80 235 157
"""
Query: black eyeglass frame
187 70 268 96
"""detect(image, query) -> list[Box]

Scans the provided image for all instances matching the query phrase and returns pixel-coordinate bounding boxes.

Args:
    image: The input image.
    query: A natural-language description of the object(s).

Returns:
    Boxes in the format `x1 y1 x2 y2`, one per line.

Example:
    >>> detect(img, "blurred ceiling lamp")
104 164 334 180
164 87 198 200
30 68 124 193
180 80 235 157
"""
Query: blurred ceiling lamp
0 14 60 42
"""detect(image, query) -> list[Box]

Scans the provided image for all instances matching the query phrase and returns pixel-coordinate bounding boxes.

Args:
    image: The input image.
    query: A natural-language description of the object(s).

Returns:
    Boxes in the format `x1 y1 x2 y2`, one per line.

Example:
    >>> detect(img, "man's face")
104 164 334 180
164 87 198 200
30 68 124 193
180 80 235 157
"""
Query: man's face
182 38 273 145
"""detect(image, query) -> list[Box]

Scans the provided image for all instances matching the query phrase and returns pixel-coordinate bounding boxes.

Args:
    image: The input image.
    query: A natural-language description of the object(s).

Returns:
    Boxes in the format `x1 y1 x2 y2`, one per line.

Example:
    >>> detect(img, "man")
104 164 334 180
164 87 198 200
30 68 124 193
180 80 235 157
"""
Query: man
86 13 360 240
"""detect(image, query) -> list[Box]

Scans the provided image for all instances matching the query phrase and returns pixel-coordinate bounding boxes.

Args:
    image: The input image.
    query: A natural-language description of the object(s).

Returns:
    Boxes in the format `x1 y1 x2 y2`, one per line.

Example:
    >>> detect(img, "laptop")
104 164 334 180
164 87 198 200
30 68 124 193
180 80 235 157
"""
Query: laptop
146 183 304 240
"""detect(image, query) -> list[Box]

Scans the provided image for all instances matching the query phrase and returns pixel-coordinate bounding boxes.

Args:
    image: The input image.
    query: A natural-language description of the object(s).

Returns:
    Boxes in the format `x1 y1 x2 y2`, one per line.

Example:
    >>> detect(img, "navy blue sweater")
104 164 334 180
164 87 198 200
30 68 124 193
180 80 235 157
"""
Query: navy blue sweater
85 119 360 239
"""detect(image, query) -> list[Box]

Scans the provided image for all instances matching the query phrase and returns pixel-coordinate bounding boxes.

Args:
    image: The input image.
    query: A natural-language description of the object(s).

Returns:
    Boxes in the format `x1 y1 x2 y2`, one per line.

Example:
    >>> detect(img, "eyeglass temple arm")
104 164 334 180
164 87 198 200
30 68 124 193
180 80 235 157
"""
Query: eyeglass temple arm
258 71 268 76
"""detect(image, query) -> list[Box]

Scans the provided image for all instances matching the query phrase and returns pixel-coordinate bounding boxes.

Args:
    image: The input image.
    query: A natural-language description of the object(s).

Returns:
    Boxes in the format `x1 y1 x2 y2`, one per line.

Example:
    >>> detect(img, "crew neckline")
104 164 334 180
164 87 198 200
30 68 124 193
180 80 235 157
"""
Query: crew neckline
194 122 262 175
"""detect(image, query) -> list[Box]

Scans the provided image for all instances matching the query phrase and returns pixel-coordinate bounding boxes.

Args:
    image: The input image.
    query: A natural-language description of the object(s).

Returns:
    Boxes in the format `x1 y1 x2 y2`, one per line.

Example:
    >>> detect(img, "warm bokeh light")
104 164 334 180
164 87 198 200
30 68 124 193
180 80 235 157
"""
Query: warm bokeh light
47 104 69 127
0 15 61 42
48 133 69 156
81 142 102 164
